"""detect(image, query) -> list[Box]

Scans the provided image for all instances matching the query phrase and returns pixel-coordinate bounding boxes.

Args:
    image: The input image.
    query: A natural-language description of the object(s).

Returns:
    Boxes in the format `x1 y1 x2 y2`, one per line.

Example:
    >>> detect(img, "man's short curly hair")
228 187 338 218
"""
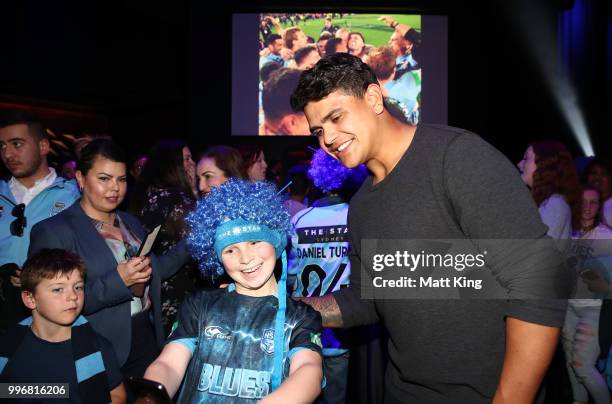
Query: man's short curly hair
290 53 379 112
186 179 291 278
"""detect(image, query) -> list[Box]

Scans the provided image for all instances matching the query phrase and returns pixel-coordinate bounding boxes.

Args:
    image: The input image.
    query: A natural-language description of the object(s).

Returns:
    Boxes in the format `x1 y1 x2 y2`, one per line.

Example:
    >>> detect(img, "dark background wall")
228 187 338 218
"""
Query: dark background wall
0 0 609 166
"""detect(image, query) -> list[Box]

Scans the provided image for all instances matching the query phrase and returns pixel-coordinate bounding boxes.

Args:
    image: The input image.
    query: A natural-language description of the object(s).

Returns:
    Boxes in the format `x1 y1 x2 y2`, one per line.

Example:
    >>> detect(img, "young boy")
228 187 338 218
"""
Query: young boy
0 248 126 404
143 179 323 403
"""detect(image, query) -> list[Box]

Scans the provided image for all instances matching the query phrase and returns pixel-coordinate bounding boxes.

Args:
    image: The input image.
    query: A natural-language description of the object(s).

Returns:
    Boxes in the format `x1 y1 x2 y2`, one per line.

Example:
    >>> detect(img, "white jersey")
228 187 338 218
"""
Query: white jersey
288 198 352 355
288 198 351 298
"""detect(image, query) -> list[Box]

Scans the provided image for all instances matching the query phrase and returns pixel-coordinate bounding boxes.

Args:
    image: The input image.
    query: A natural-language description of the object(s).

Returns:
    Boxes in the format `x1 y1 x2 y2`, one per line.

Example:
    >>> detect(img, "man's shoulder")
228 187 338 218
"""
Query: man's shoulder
347 125 485 203
30 178 80 212
416 124 478 147
46 177 80 195
416 124 504 168
0 180 16 207
32 202 75 232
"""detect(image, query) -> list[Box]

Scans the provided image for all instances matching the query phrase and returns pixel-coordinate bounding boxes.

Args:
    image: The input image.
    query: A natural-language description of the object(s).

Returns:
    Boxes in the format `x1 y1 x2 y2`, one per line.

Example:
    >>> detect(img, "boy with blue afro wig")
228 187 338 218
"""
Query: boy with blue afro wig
142 179 323 403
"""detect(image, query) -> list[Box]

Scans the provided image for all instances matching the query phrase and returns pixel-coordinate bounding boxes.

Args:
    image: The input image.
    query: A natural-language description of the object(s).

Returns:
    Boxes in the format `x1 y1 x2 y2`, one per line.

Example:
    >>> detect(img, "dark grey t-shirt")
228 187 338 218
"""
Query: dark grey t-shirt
335 124 567 403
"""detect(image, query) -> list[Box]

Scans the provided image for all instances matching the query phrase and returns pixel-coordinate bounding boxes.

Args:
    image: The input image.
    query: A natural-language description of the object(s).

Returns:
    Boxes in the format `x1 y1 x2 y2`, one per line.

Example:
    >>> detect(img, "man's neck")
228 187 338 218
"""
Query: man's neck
15 164 50 189
31 316 71 342
367 116 416 184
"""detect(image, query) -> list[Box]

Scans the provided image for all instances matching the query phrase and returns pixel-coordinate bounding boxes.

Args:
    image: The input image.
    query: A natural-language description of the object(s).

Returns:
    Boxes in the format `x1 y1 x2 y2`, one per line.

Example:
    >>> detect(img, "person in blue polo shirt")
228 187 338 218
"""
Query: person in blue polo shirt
0 110 80 329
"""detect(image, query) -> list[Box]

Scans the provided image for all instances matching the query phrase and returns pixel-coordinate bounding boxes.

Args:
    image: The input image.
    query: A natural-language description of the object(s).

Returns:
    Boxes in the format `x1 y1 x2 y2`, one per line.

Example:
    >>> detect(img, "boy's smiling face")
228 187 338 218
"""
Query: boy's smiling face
221 241 278 297
22 269 85 330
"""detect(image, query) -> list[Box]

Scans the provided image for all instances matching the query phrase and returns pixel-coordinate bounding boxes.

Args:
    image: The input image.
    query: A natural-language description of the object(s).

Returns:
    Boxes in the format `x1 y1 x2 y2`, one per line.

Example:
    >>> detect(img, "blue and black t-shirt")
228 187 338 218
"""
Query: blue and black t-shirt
168 288 322 403
0 328 122 404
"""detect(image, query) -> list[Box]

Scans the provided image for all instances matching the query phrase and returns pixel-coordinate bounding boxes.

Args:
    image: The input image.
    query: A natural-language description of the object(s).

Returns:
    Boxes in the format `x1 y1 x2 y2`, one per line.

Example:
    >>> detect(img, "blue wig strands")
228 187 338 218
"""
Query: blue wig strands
186 179 291 278
186 179 292 391
272 250 288 390
308 148 368 193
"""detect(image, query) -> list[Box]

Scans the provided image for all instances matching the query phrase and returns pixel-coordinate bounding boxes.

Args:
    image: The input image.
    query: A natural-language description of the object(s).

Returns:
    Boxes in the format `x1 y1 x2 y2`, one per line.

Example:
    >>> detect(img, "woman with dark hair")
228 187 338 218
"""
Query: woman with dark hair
562 186 612 404
131 140 196 213
585 158 612 228
28 138 190 378
572 186 612 238
131 140 198 335
517 140 581 240
196 145 243 195
239 144 268 182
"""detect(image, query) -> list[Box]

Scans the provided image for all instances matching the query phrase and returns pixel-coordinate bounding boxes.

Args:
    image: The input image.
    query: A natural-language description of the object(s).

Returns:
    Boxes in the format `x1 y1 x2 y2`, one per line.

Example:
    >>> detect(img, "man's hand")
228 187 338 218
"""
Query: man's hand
378 15 396 27
280 48 294 61
378 15 411 37
10 269 21 288
293 295 344 328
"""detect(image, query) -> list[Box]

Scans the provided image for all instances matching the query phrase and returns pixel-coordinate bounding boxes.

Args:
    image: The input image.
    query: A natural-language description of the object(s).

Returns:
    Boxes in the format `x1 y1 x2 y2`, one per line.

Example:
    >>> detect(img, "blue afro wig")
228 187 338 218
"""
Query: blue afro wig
308 148 368 193
186 179 292 278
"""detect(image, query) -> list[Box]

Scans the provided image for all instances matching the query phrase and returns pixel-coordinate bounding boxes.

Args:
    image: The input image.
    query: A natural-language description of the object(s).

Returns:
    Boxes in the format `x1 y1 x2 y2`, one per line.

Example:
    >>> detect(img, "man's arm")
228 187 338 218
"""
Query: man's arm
259 349 323 404
297 294 344 328
443 132 567 400
268 16 285 37
378 15 412 37
493 318 559 403
299 216 380 329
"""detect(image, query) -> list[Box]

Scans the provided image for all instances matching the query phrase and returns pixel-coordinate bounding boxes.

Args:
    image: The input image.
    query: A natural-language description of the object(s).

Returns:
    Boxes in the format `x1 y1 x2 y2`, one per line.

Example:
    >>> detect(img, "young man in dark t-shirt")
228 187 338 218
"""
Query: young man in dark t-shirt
290 53 568 403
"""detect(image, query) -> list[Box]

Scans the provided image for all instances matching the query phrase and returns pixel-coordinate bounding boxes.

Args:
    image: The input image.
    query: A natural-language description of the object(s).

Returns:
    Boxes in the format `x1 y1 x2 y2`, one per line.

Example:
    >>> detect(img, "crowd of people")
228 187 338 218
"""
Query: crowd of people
1 52 611 404
258 14 422 136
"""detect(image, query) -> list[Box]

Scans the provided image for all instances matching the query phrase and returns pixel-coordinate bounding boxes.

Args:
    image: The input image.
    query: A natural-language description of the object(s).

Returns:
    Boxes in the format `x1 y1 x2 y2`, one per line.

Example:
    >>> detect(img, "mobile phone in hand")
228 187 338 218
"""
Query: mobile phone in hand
126 377 173 404
580 269 598 280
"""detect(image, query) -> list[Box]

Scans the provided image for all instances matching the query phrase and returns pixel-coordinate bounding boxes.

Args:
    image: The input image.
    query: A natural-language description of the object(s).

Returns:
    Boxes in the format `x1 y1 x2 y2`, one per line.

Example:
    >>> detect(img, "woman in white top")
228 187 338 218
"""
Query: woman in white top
562 186 612 404
517 140 580 240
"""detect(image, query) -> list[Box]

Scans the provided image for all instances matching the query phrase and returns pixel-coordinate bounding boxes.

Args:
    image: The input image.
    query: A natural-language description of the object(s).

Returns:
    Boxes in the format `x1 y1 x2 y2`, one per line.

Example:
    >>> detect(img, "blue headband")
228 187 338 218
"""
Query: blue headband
213 218 287 261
